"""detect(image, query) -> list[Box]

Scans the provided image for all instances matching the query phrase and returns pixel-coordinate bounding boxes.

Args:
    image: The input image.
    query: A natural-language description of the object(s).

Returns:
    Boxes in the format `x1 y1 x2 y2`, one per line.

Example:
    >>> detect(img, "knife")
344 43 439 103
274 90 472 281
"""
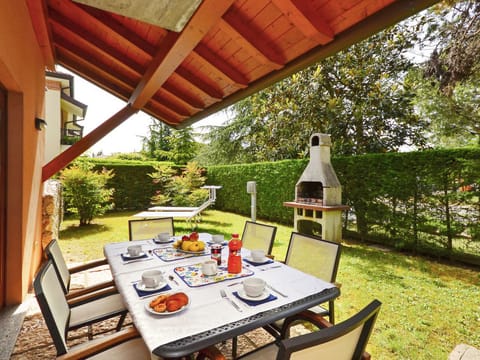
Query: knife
122 257 154 265
267 284 288 298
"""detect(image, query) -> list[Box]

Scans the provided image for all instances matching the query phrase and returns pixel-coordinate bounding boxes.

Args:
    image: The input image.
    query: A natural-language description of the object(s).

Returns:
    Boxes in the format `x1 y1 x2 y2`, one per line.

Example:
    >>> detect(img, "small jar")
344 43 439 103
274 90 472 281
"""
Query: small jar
210 244 222 265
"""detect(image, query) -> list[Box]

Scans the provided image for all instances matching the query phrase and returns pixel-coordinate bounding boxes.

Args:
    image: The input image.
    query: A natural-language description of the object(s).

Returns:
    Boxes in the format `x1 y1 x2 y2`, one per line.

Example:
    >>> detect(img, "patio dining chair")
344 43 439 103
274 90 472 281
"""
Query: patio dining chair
197 300 381 360
285 232 341 324
241 221 277 256
33 260 135 356
128 217 174 241
45 239 116 305
262 232 341 344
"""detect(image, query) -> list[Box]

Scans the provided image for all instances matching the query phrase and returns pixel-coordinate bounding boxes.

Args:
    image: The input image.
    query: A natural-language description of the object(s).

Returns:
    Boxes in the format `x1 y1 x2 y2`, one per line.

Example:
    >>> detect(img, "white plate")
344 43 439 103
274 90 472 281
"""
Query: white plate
144 298 189 315
236 289 270 302
245 256 270 265
123 252 146 259
136 281 168 292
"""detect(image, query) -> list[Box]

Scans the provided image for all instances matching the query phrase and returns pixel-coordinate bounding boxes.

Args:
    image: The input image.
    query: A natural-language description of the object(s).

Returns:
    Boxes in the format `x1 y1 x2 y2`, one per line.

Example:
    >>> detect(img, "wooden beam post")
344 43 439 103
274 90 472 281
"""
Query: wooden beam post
42 104 137 181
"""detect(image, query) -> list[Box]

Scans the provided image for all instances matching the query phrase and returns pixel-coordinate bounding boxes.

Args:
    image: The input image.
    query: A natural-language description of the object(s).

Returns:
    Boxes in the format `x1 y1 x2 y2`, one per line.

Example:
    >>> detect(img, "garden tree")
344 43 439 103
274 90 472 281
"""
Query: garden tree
60 161 114 226
198 26 426 164
167 127 198 165
421 0 480 93
149 162 208 207
412 0 480 145
411 68 480 147
141 119 173 161
141 119 198 164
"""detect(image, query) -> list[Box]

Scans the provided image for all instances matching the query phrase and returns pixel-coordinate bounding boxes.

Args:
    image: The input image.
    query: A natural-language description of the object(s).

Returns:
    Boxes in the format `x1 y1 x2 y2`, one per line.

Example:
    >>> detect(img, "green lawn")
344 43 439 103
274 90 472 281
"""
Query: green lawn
59 210 480 359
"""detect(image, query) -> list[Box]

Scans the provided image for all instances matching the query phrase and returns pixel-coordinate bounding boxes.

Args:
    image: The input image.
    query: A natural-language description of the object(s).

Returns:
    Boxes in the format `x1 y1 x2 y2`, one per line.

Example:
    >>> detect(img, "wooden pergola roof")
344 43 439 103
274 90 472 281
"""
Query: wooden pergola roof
27 0 439 180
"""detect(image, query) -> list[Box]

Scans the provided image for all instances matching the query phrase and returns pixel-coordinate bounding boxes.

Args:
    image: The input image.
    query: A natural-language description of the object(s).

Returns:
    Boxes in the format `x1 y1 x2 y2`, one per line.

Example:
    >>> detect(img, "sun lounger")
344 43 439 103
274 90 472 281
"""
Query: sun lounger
133 185 221 228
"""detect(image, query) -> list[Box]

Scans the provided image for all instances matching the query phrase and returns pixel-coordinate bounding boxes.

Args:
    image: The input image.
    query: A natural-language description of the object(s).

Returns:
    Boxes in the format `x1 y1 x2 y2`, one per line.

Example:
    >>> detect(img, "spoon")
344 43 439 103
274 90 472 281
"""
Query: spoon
168 275 179 286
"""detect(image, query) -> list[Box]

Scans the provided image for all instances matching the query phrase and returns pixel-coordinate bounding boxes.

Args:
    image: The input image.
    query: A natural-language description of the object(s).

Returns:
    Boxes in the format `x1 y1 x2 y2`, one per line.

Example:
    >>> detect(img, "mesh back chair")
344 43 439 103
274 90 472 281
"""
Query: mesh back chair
128 217 174 241
33 261 144 357
241 221 277 255
284 232 341 324
45 239 115 304
198 300 381 360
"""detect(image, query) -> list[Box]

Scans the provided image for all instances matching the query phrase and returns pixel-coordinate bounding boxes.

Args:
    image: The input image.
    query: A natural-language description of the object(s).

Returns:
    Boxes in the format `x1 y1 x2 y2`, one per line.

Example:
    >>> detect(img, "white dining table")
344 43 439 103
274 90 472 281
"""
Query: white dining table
104 235 339 359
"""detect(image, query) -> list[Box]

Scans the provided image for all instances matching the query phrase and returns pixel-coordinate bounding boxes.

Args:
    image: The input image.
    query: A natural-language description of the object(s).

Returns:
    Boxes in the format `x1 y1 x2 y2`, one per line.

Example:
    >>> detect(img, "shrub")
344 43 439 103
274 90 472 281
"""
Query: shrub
60 161 115 225
149 162 208 206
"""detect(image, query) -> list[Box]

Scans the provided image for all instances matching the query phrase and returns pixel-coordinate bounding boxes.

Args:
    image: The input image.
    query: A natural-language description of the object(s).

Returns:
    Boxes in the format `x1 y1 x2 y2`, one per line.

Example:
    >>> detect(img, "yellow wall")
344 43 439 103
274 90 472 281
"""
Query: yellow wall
0 2 47 304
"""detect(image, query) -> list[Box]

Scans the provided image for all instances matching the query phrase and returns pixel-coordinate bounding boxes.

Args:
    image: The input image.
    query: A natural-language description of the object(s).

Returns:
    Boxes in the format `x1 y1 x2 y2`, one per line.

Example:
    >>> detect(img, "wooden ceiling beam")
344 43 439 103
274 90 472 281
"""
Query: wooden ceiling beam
175 66 223 100
143 106 181 126
194 43 249 87
42 105 137 181
26 0 56 70
65 0 157 56
146 101 184 124
54 34 137 90
219 18 284 69
271 0 334 44
128 0 236 110
57 53 132 101
49 11 145 75
162 82 205 110
180 0 441 128
151 91 191 117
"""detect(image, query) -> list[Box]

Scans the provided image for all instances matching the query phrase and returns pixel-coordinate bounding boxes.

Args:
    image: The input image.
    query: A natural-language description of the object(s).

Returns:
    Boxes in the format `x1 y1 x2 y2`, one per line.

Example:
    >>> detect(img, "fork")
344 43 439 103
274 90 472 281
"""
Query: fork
220 289 242 312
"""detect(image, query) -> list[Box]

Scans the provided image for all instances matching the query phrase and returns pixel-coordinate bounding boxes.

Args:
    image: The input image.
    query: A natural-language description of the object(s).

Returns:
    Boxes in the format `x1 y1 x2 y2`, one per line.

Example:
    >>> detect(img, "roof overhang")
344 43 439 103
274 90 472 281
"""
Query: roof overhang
28 0 441 130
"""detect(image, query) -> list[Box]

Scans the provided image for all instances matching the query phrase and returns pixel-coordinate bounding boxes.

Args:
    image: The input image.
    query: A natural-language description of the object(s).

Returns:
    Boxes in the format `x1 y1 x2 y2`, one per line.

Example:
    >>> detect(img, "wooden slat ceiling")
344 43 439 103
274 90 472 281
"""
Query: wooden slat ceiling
28 0 439 129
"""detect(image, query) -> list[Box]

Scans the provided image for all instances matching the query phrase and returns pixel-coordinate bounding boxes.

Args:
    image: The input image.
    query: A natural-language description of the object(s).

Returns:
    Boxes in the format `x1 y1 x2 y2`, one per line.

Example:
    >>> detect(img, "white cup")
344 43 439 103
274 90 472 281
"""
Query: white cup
251 249 266 263
141 270 164 288
211 234 224 244
201 260 218 276
243 277 266 297
127 244 142 257
155 232 170 242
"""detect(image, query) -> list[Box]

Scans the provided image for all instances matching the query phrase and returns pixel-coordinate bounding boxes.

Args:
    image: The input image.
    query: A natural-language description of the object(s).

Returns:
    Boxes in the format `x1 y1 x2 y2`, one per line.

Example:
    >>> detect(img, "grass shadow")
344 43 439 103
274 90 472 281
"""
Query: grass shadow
60 223 114 240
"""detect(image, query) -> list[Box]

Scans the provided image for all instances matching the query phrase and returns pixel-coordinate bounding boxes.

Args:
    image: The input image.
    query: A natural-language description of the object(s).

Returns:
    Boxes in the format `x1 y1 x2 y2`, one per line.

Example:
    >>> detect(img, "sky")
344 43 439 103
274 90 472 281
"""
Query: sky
65 67 228 155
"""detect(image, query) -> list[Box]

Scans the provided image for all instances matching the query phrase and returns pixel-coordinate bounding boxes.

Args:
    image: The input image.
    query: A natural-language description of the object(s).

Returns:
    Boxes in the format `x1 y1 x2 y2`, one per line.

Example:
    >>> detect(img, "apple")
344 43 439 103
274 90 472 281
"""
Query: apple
189 232 199 241
181 235 189 241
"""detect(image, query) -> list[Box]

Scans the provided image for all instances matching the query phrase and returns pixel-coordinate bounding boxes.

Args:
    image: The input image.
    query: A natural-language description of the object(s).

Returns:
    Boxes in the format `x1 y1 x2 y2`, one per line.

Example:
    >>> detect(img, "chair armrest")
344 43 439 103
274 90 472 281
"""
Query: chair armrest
281 309 332 338
56 327 140 360
68 258 109 273
281 310 371 360
65 280 116 301
196 346 227 360
67 286 118 307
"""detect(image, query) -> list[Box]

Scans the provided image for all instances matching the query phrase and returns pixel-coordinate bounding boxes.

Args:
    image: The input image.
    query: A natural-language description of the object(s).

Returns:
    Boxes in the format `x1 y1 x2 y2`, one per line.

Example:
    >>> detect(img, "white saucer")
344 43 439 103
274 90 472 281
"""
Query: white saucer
144 299 189 315
123 252 146 259
136 281 167 292
245 256 270 265
154 238 172 244
237 289 270 301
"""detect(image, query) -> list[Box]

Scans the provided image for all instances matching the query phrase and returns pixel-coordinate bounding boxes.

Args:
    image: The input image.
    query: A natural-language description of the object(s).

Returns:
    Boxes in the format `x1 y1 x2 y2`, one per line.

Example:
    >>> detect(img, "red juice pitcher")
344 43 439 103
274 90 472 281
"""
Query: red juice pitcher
227 233 242 273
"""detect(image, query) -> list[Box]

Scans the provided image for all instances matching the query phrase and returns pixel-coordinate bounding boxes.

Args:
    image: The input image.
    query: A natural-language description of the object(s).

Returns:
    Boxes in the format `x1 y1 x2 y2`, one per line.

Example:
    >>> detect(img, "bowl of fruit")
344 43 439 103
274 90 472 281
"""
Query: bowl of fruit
173 232 206 253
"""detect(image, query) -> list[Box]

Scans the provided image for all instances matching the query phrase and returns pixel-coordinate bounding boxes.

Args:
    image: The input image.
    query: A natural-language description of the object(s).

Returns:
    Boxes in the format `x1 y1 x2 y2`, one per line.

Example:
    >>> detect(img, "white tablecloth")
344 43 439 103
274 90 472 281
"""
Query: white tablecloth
105 239 336 354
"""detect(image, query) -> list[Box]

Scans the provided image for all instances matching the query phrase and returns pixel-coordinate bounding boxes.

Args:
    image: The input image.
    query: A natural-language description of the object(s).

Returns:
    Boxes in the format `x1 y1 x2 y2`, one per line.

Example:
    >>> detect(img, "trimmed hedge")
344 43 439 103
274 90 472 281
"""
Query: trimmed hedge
83 148 479 265
84 158 180 210
207 148 480 265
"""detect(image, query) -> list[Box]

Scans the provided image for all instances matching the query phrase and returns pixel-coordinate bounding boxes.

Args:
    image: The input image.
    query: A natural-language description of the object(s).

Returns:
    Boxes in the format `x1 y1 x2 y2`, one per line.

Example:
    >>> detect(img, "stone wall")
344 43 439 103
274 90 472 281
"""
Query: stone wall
41 180 62 249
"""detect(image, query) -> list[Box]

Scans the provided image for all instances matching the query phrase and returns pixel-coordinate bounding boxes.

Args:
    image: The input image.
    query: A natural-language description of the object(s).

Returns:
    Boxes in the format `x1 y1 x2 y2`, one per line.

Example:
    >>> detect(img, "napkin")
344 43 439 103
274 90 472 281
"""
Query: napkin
232 291 277 306
243 258 274 266
133 283 172 297
121 253 148 261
